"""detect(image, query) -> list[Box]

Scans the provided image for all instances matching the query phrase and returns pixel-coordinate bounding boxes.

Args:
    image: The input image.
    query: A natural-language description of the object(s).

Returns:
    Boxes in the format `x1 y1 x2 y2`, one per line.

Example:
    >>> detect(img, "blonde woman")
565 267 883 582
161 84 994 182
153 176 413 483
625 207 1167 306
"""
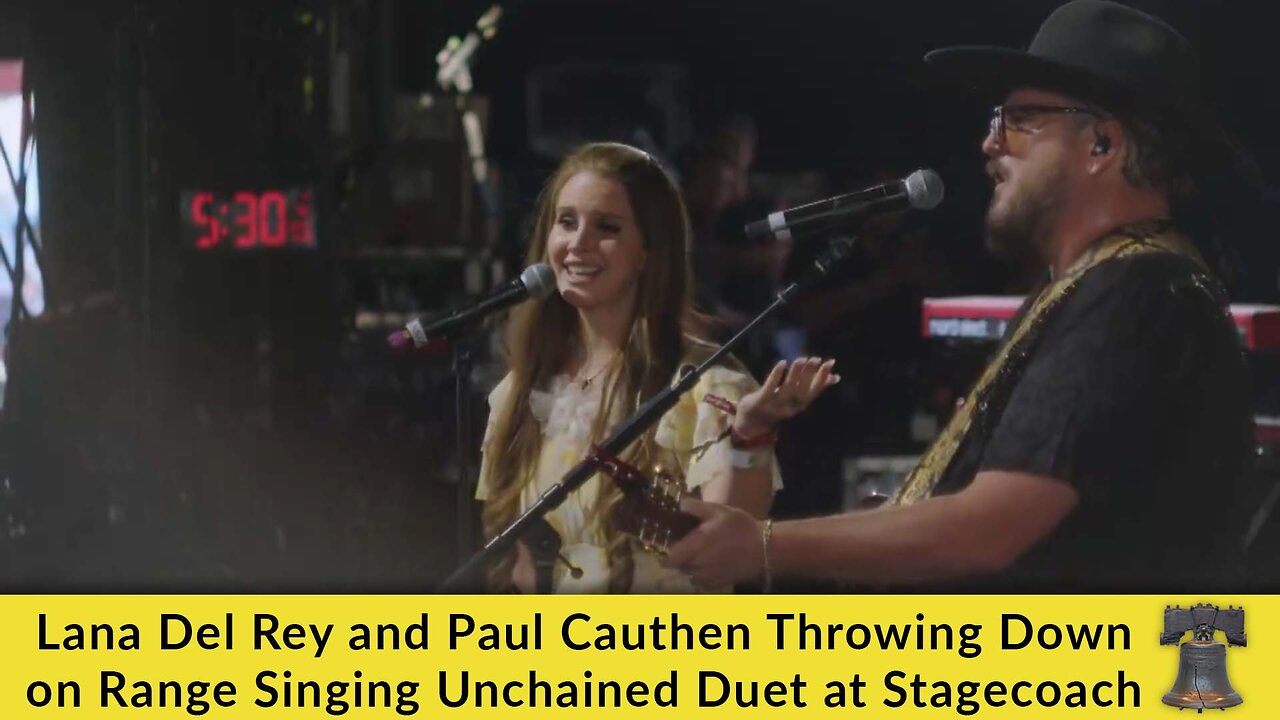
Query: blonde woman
477 142 836 593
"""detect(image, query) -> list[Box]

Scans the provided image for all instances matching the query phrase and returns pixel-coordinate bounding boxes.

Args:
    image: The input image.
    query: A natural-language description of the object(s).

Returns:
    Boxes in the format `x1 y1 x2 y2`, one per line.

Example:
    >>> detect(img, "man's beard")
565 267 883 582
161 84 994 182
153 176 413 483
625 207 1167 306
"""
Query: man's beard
984 163 1067 264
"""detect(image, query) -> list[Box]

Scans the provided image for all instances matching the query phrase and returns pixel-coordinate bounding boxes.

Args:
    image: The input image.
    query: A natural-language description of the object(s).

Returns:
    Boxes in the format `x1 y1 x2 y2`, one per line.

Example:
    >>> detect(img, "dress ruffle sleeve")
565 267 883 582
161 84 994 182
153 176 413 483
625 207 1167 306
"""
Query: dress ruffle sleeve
654 365 784 493
474 373 513 502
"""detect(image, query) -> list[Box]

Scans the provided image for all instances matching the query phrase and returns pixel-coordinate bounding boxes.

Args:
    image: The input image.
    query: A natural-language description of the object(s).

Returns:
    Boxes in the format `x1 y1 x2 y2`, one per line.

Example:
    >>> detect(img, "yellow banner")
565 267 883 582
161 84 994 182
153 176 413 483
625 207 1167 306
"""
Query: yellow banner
0 595 1271 717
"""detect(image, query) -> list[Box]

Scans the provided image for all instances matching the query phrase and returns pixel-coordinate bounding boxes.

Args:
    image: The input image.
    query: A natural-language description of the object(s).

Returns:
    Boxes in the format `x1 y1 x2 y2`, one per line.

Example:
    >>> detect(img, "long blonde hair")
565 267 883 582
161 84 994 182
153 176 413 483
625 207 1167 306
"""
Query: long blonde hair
482 142 705 592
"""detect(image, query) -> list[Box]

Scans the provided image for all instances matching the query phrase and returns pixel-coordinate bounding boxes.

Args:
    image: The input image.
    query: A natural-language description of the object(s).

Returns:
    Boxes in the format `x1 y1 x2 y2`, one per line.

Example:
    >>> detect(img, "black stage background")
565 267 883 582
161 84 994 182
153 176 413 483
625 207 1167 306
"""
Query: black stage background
0 0 1273 590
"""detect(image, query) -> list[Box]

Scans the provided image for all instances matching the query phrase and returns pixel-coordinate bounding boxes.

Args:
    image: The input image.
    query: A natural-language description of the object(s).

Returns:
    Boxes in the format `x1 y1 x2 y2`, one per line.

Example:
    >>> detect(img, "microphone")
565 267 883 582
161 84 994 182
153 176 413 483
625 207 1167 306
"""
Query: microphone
388 263 557 350
744 169 944 242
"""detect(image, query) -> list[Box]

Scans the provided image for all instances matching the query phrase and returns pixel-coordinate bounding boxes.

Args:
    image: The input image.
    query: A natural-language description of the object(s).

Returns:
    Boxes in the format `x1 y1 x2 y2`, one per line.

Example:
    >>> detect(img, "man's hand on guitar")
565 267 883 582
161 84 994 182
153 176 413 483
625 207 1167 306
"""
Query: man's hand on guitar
664 498 764 589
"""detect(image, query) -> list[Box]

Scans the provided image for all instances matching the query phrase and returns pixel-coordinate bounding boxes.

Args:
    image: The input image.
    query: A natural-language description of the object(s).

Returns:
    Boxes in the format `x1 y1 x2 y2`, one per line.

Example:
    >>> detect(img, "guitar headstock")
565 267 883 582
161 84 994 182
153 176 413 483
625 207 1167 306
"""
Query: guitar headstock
590 446 700 554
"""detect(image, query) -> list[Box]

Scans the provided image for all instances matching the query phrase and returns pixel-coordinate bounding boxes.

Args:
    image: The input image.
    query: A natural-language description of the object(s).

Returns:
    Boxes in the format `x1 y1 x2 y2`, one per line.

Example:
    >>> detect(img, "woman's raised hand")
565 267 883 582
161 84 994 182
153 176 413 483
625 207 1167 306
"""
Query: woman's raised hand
733 357 839 436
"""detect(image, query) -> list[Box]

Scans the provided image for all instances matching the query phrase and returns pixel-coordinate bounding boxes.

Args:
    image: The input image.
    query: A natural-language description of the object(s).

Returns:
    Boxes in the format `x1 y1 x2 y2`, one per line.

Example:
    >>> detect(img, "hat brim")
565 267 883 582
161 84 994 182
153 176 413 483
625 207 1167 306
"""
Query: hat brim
925 45 1259 199
926 45 1163 121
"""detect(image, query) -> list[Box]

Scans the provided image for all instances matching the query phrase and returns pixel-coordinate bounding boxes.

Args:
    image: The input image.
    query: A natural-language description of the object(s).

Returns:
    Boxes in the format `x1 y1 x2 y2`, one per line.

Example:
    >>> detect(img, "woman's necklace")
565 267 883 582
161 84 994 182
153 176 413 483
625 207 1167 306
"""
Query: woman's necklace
573 351 620 390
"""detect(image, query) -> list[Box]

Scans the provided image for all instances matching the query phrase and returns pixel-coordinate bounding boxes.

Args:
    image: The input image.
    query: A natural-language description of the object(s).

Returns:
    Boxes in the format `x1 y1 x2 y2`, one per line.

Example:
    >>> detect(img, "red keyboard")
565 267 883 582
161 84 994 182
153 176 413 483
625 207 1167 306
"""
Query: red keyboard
922 296 1280 352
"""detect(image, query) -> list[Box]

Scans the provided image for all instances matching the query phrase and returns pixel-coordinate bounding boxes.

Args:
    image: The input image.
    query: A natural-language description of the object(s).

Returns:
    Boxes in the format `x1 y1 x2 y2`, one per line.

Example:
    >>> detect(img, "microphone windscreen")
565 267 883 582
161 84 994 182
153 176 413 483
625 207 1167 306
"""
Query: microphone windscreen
521 262 557 298
905 169 944 210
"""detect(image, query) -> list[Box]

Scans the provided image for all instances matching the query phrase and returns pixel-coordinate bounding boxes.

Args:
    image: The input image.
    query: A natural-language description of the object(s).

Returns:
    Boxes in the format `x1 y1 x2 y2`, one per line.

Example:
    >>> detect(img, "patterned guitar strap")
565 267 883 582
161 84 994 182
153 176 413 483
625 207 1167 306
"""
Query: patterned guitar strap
889 220 1204 506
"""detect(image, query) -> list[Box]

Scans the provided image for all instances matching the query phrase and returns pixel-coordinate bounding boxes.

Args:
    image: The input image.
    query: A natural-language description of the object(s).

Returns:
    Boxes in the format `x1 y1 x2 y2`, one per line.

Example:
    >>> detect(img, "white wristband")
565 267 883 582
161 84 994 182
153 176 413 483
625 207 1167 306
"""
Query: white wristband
728 446 769 469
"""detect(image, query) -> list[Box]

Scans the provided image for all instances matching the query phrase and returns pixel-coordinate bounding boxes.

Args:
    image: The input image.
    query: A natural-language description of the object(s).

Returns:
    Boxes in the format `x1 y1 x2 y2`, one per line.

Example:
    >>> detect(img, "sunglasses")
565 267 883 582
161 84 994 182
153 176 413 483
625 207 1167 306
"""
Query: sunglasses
988 104 1107 151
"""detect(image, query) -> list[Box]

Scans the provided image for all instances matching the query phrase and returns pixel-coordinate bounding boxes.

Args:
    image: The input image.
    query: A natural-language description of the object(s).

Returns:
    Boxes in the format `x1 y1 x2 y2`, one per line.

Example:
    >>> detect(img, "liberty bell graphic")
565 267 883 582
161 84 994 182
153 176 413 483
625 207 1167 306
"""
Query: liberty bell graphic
1161 604 1245 711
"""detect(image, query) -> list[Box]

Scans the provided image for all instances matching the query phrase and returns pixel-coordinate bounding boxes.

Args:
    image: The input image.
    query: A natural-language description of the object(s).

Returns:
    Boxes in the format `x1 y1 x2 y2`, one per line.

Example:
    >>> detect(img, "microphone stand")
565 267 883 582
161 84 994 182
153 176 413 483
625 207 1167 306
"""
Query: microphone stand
434 4 506 565
439 236 858 592
451 334 477 569
435 4 504 219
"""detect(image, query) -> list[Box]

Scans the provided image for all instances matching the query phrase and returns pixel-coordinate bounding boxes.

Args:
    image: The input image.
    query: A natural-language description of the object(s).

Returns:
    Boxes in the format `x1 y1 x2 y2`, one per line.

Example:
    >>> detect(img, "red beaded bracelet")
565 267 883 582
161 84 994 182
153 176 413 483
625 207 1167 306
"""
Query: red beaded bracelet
702 393 737 415
730 426 778 449
703 393 778 448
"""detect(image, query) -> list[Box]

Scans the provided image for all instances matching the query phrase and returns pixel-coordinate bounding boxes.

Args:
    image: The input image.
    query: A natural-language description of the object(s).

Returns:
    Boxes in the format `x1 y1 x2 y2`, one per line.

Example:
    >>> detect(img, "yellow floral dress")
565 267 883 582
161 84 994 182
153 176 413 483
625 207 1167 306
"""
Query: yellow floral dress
475 362 782 593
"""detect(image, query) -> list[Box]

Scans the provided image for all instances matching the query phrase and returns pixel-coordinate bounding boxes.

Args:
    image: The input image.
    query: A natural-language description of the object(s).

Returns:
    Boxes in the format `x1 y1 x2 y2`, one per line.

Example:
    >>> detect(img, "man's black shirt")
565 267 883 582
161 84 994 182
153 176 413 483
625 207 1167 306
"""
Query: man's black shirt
936 252 1252 590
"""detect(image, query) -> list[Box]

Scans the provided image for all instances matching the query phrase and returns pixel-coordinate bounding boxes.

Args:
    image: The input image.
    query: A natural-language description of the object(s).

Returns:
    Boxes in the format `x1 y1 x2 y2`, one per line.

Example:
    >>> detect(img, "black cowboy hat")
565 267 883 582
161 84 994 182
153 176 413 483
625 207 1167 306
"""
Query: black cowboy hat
926 0 1257 194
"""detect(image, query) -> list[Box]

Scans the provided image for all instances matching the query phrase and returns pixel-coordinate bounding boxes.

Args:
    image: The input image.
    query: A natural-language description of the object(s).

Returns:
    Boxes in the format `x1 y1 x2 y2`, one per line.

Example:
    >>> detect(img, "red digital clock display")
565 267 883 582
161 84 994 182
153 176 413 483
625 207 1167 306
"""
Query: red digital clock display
181 189 316 250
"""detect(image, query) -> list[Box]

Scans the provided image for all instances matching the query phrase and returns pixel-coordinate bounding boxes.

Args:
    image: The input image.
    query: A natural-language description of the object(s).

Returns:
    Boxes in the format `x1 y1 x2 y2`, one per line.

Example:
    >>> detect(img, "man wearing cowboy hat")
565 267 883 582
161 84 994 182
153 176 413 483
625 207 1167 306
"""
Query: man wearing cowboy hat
668 0 1253 590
